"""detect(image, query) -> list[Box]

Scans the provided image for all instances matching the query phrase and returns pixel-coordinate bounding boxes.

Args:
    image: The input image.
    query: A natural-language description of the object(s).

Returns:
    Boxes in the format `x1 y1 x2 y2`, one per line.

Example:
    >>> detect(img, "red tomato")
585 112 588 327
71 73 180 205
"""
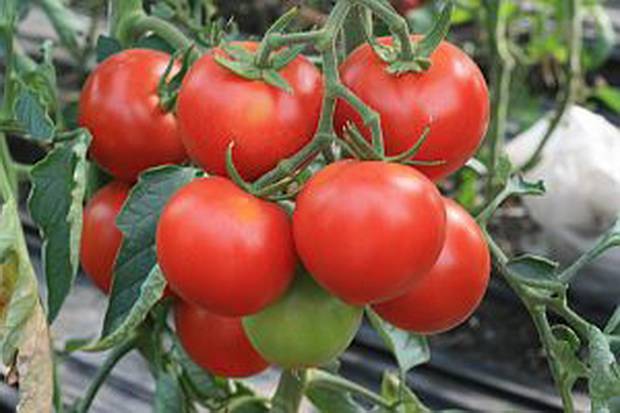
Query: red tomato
80 181 130 293
393 0 425 14
177 42 323 181
174 300 268 377
293 161 446 305
373 198 490 334
79 49 187 181
334 37 489 181
156 177 296 316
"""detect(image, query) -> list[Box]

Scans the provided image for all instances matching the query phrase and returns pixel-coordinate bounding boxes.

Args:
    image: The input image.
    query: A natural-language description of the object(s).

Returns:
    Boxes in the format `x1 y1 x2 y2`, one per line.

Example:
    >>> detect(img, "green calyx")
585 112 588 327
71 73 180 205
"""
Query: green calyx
369 1 454 75
213 7 304 93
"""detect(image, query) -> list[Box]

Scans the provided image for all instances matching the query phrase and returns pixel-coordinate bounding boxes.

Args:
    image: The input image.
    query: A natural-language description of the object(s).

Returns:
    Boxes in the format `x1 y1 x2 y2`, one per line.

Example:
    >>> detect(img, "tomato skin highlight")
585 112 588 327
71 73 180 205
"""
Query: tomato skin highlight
177 42 323 181
156 177 296 317
243 271 363 368
293 161 446 305
334 37 489 182
373 198 491 334
175 300 269 378
79 49 187 182
80 181 130 293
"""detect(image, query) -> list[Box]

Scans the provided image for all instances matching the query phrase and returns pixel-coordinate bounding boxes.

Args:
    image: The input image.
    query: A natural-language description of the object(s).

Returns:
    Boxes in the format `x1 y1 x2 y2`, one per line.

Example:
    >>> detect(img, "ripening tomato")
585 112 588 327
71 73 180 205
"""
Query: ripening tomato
334 37 489 181
393 0 425 14
243 271 362 368
293 161 446 305
175 300 268 377
80 181 130 293
177 42 323 181
156 177 296 317
79 49 187 181
373 198 491 334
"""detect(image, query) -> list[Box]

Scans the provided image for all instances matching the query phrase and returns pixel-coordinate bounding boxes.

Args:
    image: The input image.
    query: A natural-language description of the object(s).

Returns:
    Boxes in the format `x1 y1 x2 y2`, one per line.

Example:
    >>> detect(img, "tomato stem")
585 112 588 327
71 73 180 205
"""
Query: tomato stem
270 369 307 413
73 334 138 413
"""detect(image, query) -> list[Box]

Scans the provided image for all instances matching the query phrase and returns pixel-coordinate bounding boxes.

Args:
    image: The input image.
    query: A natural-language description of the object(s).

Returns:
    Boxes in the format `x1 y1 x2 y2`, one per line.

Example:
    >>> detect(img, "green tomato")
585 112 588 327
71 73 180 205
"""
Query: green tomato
242 270 363 368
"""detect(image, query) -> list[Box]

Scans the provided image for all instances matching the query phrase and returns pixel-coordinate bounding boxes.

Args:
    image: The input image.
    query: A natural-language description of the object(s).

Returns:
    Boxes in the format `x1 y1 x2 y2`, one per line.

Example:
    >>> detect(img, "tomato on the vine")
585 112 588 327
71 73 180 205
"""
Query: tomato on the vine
243 271 362 368
393 0 425 14
80 181 130 293
334 37 489 181
79 49 187 181
175 299 268 378
177 42 323 181
156 177 296 317
293 161 446 305
373 198 490 334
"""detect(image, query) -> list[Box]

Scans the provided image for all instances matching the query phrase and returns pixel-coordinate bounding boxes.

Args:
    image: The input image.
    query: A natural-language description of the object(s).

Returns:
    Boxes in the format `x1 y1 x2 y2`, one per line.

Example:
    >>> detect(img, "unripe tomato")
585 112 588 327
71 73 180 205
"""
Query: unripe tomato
156 177 296 317
334 38 489 181
293 161 446 305
373 198 491 334
243 271 363 368
174 300 268 377
79 49 187 181
177 42 323 181
80 181 130 293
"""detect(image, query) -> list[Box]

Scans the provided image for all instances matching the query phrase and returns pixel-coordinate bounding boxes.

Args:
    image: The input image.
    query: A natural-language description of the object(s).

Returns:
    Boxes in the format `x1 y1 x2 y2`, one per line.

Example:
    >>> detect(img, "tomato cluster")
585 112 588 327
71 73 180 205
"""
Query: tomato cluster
79 37 490 378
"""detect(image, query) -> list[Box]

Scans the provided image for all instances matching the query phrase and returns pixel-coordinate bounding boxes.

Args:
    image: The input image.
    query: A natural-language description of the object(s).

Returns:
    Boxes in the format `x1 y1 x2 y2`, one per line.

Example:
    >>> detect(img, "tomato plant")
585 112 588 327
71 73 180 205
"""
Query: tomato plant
373 198 491 334
293 160 446 305
2 0 619 412
80 181 130 293
156 176 296 316
334 37 489 181
243 271 363 368
174 299 269 378
79 49 187 181
177 41 323 181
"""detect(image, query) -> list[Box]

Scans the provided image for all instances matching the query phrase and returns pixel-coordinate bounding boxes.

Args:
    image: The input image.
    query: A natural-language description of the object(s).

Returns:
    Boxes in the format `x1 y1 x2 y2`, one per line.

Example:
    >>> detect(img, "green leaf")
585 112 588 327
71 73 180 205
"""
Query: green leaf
366 308 430 374
505 255 565 291
605 307 620 336
151 2 176 19
95 35 122 63
582 4 616 71
306 386 366 413
84 266 166 352
477 174 545 224
380 372 430 413
262 70 293 94
0 200 53 412
102 166 196 337
588 327 620 411
591 85 620 115
548 325 588 393
170 334 226 401
155 372 187 413
228 396 269 413
14 89 54 141
28 130 90 322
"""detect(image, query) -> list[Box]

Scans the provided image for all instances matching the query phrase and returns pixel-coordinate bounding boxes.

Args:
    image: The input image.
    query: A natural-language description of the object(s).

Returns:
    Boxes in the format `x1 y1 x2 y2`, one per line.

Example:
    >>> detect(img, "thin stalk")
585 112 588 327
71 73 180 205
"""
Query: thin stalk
269 370 307 413
353 0 414 61
74 335 138 413
306 368 393 409
520 0 583 172
483 0 515 196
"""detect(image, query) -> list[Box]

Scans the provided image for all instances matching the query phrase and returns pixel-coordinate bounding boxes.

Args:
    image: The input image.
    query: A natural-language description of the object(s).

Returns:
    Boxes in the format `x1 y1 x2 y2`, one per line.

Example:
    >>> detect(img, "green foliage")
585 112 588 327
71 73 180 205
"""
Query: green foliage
102 166 197 337
306 386 366 413
366 308 430 375
95 35 122 62
380 373 430 413
28 130 90 322
155 372 188 413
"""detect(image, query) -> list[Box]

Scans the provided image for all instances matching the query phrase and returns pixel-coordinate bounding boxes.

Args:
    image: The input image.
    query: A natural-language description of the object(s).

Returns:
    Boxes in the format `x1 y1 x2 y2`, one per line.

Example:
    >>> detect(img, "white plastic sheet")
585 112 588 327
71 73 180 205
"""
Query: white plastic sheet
507 105 620 300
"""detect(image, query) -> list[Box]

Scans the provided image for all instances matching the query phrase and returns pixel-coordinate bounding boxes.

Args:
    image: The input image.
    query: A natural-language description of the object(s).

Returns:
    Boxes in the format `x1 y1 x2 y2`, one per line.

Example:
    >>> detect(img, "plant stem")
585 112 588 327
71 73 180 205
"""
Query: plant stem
520 0 583 172
483 0 515 196
354 0 414 60
306 368 393 409
270 370 307 413
74 335 138 413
